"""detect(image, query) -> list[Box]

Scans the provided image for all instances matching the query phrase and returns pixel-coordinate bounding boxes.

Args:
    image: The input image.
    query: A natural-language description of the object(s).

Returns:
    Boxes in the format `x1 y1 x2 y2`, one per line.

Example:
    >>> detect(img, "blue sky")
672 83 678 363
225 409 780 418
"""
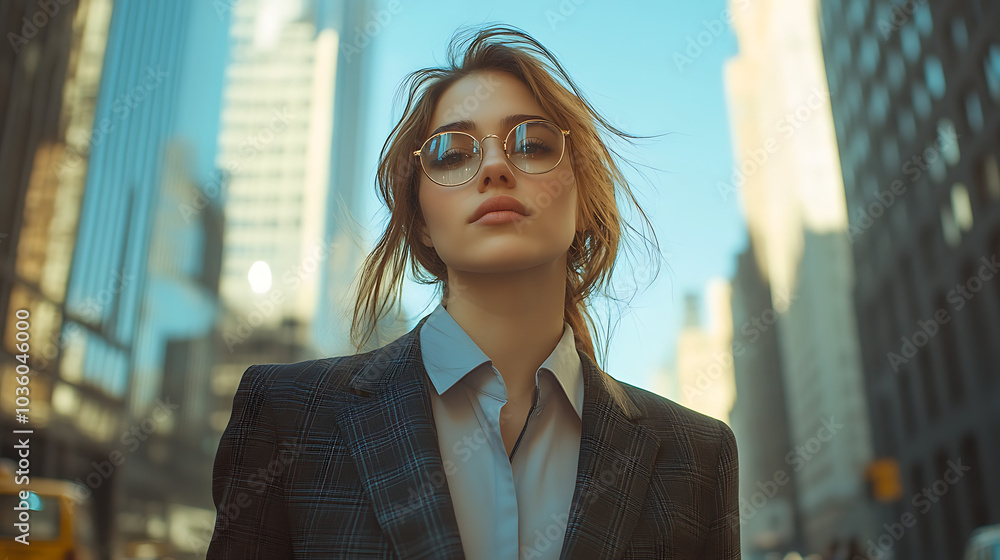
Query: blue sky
360 0 748 391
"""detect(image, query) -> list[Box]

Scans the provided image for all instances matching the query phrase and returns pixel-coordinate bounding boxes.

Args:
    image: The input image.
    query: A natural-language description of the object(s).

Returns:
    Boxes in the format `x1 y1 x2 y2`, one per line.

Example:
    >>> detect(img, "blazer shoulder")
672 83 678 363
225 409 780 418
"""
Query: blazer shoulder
617 380 736 447
235 319 423 413
240 348 379 403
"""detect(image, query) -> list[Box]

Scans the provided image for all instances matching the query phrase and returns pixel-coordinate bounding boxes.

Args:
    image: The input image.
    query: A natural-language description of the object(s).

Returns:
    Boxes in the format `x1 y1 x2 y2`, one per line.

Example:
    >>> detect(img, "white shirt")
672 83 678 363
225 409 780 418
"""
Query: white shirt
419 302 584 560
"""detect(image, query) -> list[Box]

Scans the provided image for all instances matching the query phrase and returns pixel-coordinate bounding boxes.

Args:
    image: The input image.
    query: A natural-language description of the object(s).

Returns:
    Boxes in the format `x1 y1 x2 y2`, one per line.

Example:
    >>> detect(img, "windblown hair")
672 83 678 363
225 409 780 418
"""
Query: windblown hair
349 24 662 367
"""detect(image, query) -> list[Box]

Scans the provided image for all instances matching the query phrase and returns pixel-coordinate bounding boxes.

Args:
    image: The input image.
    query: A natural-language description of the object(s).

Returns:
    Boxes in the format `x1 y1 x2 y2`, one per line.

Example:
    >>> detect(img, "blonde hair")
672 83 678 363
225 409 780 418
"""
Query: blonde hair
349 24 662 367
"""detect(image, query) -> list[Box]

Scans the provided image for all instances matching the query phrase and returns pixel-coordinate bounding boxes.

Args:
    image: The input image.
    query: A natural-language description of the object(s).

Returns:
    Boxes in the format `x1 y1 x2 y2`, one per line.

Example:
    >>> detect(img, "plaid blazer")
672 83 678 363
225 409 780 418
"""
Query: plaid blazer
207 315 740 559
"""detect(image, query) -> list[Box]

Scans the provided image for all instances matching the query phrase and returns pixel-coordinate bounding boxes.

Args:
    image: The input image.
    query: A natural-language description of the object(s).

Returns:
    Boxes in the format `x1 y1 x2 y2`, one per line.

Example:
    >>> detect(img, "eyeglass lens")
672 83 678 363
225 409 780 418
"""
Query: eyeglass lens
420 121 564 186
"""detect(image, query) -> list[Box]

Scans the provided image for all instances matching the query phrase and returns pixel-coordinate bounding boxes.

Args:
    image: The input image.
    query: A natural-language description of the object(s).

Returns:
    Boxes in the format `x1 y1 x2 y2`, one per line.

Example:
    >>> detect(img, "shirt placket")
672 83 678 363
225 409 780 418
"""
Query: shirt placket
507 383 541 462
487 366 545 560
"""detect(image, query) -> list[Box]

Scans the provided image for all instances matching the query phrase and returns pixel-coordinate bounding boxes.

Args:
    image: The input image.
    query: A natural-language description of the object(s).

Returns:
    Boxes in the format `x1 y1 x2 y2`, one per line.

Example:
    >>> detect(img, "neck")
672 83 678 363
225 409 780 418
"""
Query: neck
443 253 568 404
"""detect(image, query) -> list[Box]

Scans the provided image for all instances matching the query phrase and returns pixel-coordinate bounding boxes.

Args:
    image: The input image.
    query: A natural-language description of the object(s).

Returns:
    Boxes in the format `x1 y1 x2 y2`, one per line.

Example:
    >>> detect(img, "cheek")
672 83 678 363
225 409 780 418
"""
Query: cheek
540 170 577 221
418 180 456 237
551 174 580 237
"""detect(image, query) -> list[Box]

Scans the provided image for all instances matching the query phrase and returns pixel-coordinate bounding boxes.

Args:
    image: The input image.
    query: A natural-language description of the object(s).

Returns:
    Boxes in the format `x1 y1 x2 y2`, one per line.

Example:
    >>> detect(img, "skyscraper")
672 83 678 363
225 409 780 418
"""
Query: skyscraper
730 241 801 553
725 0 877 548
819 1 1000 557
214 0 372 357
675 282 737 425
1 0 115 553
0 0 230 558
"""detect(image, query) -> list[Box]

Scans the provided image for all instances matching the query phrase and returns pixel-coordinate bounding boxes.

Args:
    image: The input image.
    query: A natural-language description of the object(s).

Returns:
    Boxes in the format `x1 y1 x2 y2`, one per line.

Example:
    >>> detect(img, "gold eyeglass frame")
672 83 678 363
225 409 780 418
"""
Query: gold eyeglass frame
412 119 571 187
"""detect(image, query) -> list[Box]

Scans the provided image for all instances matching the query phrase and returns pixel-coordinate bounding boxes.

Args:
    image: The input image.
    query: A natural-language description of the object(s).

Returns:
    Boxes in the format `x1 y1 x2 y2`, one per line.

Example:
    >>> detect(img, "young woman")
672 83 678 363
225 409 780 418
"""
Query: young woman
208 25 739 560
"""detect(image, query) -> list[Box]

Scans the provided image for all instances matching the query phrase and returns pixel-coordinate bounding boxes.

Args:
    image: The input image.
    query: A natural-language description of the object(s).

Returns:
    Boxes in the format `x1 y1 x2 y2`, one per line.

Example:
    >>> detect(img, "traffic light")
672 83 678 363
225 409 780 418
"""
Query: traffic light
866 458 903 502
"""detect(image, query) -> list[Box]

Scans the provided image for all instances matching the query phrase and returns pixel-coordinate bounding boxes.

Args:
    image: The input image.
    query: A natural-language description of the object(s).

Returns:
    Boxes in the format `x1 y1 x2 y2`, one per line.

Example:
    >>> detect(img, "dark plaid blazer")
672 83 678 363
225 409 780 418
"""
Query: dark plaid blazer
207 314 740 559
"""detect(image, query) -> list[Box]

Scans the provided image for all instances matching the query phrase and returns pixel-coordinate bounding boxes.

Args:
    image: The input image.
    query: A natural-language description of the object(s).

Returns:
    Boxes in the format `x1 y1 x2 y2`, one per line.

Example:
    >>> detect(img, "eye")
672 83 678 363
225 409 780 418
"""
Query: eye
512 138 552 157
430 148 474 169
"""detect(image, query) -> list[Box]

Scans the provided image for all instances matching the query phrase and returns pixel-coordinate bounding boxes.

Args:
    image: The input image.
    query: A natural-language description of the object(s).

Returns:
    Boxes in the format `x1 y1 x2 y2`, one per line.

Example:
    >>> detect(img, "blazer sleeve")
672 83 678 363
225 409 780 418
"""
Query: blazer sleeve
701 420 741 558
207 365 294 559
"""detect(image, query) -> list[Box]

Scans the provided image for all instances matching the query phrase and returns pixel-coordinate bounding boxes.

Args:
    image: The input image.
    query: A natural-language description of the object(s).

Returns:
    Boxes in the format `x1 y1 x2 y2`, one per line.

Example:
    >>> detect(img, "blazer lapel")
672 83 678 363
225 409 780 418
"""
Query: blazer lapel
334 316 466 560
558 350 662 560
335 316 661 560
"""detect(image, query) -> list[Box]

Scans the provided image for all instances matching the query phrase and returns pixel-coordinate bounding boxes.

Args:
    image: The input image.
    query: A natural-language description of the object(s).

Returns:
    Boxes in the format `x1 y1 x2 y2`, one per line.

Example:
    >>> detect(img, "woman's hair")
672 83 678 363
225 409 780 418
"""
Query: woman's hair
349 24 662 367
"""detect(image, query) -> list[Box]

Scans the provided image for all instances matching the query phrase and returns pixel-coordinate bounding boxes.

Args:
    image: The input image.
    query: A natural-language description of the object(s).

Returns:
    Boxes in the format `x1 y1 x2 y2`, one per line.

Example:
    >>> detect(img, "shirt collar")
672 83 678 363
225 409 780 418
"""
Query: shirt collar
419 301 584 419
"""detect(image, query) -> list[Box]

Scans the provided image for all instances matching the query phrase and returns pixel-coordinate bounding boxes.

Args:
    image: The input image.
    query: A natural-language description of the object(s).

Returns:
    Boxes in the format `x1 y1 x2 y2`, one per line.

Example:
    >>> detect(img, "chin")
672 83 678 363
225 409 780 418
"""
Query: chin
459 250 565 274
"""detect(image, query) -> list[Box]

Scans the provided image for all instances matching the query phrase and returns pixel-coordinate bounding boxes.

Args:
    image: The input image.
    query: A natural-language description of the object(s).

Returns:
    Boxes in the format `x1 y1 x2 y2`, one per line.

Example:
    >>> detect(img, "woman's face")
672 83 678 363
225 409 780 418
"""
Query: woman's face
417 70 579 274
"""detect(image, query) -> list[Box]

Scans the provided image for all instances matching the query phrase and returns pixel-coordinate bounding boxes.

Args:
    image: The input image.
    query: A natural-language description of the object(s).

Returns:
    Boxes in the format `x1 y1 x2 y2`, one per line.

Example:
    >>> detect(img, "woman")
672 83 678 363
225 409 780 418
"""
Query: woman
208 25 739 559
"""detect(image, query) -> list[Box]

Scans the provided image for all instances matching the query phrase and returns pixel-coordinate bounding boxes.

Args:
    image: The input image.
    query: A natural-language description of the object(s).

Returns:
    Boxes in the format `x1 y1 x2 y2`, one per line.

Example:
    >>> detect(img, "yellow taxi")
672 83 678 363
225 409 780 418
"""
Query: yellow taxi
0 458 96 560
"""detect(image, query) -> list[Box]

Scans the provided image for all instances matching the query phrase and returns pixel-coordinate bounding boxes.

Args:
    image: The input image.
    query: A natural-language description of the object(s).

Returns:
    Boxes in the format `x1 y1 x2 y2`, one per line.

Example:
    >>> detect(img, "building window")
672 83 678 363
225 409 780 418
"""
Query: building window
912 82 932 118
938 119 960 166
887 51 906 90
928 140 947 183
950 183 973 232
940 202 961 247
897 108 917 139
869 82 890 124
901 25 921 62
874 3 892 35
918 225 935 273
849 78 864 121
889 185 908 233
925 55 946 99
835 37 852 68
852 127 871 167
950 17 969 52
914 2 933 37
986 44 1000 103
959 261 994 383
964 89 984 133
847 0 866 32
897 373 916 436
882 136 900 171
975 154 1000 201
859 35 880 76
935 293 965 406
917 348 940 420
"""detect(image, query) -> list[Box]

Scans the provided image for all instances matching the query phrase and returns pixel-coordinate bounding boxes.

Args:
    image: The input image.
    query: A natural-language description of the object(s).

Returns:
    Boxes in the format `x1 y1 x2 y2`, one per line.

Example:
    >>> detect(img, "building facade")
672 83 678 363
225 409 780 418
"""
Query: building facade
214 0 381 359
675 283 737 425
725 0 878 549
0 0 114 554
819 0 1000 557
730 242 802 554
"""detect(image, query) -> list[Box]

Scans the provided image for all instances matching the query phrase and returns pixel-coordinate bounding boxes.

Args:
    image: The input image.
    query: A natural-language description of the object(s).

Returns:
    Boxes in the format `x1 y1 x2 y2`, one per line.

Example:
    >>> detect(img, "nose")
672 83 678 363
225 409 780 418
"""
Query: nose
478 134 513 188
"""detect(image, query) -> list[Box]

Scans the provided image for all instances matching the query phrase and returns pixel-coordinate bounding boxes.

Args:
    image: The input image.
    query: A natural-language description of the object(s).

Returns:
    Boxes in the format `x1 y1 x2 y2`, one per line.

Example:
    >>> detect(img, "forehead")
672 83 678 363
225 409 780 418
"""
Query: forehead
429 70 551 132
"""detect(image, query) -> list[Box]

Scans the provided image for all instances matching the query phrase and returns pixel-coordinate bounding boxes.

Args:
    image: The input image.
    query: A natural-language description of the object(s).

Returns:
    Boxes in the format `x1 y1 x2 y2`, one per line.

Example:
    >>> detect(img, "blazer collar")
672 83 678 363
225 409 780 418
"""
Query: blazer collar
333 315 662 559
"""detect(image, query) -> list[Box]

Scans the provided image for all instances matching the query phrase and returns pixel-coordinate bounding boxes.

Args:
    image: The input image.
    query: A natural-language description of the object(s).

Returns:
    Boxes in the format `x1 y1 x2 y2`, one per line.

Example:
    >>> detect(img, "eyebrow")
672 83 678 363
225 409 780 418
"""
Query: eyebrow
429 114 549 136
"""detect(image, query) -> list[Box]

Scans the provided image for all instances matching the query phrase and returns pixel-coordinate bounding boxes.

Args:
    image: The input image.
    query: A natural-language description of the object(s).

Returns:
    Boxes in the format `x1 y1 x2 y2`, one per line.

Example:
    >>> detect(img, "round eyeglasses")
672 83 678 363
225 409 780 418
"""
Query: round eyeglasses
413 119 571 187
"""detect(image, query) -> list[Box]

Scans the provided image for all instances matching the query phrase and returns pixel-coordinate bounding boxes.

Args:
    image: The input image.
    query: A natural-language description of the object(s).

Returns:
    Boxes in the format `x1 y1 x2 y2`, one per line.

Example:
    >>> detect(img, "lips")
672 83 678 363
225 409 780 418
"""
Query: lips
469 195 530 223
